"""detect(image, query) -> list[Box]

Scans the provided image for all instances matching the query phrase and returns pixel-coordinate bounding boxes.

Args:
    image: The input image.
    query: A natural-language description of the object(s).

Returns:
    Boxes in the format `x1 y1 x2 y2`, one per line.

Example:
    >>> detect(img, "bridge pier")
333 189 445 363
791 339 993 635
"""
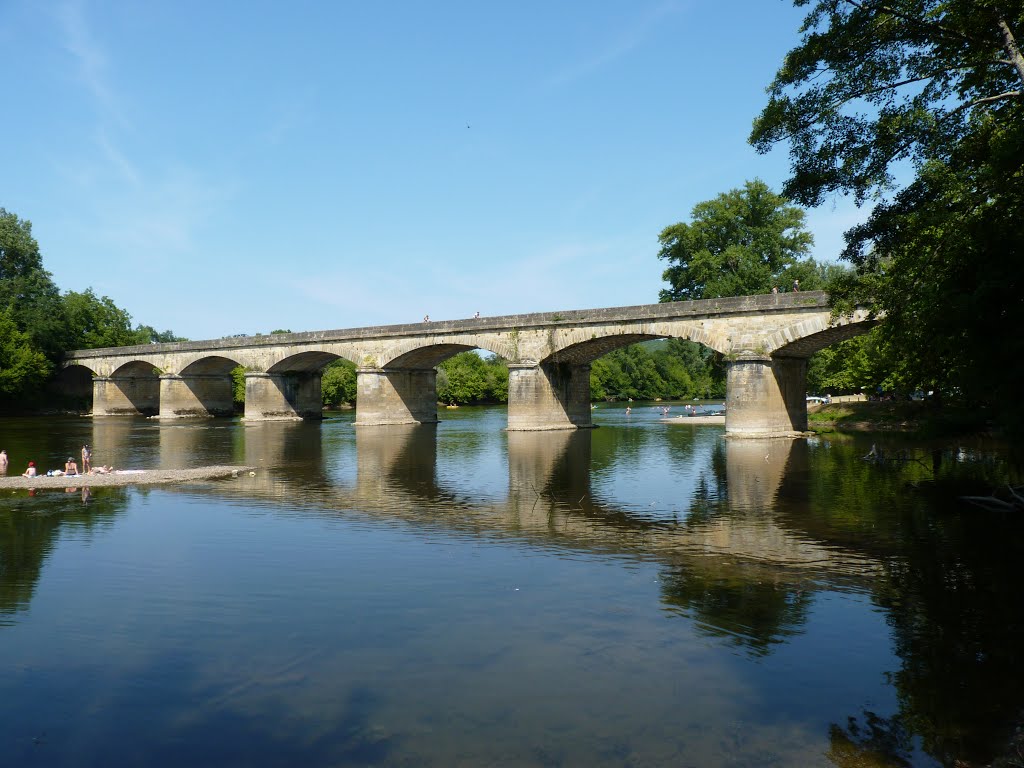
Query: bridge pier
506 362 593 431
92 375 159 417
725 354 809 438
354 368 439 426
243 371 322 420
157 374 234 418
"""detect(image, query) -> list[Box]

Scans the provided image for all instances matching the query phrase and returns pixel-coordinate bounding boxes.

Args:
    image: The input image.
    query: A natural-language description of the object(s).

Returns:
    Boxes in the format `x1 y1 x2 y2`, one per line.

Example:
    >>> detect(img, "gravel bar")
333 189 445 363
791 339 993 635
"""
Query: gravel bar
660 415 725 424
0 466 257 489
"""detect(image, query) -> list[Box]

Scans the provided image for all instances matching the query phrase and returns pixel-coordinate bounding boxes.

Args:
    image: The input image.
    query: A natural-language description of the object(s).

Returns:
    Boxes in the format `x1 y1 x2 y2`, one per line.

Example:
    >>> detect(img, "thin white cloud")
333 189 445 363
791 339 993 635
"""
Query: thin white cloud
44 1 237 285
544 1 683 89
95 128 141 186
52 0 128 128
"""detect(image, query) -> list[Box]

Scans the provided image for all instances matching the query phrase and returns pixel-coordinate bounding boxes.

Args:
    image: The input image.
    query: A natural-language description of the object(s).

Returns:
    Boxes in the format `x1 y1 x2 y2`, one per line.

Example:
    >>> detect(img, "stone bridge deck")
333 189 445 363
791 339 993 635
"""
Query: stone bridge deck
63 292 875 437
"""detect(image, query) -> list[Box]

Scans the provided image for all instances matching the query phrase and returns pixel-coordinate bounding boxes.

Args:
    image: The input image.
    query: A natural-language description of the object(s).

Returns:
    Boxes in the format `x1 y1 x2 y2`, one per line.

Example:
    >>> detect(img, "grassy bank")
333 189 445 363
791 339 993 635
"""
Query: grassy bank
807 400 993 439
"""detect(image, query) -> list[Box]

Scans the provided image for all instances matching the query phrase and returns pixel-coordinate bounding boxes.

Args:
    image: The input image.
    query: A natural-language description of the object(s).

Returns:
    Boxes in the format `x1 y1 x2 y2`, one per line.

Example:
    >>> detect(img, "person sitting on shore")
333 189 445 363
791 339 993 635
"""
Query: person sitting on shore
65 457 79 476
22 461 37 478
90 465 115 474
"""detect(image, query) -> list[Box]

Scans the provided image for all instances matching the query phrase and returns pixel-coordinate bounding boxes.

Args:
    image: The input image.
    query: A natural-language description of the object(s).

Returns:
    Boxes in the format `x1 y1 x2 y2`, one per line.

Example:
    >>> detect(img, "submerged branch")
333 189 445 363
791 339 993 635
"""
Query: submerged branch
960 485 1024 512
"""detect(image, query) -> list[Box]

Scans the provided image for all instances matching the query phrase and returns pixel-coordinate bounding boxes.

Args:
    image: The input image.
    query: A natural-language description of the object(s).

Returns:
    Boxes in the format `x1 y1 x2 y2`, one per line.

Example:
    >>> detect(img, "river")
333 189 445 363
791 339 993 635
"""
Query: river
1 405 1021 767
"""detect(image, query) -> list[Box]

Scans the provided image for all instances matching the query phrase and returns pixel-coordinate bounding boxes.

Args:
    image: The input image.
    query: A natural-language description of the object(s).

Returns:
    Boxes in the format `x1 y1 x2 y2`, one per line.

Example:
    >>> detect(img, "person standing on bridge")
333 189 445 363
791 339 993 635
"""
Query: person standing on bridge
792 279 800 292
423 315 430 323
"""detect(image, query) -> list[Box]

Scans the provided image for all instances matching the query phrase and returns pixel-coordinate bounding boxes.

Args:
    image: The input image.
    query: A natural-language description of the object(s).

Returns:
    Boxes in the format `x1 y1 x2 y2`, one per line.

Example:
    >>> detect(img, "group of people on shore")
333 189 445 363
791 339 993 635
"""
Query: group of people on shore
0 444 113 479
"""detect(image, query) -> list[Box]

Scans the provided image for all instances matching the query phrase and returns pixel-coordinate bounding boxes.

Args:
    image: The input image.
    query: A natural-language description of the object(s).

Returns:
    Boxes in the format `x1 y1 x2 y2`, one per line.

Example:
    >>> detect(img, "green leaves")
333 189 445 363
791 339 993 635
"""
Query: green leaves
590 340 720 402
436 352 508 405
61 289 139 350
657 179 815 301
751 1 1024 206
0 307 51 398
322 359 357 406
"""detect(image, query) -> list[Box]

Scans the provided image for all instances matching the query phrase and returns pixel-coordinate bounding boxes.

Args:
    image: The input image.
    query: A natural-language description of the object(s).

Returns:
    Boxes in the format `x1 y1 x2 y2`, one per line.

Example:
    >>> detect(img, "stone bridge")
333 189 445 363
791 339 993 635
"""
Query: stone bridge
63 291 874 438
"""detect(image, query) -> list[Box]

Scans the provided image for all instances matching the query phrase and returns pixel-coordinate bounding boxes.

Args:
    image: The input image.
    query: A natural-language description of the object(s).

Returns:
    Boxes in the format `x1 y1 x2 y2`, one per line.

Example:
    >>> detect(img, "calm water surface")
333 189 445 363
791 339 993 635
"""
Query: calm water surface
1 406 1022 767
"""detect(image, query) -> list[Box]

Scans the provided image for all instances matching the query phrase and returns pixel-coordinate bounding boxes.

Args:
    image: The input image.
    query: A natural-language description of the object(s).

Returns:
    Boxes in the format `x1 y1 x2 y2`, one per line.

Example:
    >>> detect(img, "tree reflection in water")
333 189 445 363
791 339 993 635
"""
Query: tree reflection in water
0 487 129 625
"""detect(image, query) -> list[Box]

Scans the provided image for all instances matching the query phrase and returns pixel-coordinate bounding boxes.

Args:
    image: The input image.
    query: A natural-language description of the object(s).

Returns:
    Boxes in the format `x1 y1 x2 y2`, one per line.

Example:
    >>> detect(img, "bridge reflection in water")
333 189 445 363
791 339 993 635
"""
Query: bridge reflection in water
149 421 877 617
148 419 879 662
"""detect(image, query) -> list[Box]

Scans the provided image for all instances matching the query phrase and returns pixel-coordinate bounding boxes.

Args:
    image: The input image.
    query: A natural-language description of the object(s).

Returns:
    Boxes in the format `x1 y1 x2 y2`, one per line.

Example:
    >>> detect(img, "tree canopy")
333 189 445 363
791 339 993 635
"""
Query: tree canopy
750 0 1024 207
657 179 816 301
751 1 1024 437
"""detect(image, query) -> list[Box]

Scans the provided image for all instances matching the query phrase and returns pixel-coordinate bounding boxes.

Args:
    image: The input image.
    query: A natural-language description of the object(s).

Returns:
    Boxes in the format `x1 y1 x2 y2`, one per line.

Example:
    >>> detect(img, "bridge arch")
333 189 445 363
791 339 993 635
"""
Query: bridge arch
90 360 162 416
266 350 350 374
110 360 161 378
179 355 243 376
380 335 515 369
52 364 95 410
534 321 731 368
768 313 877 358
543 334 663 366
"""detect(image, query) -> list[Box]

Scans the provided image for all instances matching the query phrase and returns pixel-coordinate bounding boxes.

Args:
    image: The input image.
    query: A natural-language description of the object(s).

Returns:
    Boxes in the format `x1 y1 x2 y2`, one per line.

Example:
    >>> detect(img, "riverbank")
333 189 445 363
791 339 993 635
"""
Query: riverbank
808 400 994 438
0 465 255 489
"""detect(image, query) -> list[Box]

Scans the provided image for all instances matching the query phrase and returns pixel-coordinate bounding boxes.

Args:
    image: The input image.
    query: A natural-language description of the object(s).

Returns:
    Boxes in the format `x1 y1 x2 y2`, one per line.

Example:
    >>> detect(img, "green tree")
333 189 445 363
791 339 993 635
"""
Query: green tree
750 0 1024 436
437 352 489 404
231 366 246 409
0 208 65 360
591 354 630 401
0 307 51 399
806 330 892 395
322 359 357 406
482 355 509 402
590 340 725 402
133 325 187 344
61 289 140 350
658 179 816 301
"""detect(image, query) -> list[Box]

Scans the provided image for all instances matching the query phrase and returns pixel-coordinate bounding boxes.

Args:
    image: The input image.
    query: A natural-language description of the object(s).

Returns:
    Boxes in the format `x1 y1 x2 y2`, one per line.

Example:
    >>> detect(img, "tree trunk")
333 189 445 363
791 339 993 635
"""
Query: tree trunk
997 17 1024 88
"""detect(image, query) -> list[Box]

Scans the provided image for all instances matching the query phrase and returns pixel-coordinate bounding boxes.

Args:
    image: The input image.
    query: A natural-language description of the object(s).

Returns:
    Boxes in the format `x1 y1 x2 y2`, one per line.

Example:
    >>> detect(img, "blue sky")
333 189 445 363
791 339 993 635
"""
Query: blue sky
2 0 864 341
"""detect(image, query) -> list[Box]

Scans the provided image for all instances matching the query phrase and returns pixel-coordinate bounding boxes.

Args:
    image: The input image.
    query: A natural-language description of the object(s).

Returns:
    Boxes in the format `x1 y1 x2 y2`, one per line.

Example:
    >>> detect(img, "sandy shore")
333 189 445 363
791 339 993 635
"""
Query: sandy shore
660 415 725 425
0 466 256 489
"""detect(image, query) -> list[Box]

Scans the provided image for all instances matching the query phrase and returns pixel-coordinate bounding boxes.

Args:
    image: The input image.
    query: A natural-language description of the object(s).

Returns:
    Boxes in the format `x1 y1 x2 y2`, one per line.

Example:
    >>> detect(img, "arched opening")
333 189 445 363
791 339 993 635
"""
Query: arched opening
261 351 358 414
241 351 359 421
52 364 95 411
781 322 880 403
159 355 244 418
545 334 725 405
95 361 161 416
